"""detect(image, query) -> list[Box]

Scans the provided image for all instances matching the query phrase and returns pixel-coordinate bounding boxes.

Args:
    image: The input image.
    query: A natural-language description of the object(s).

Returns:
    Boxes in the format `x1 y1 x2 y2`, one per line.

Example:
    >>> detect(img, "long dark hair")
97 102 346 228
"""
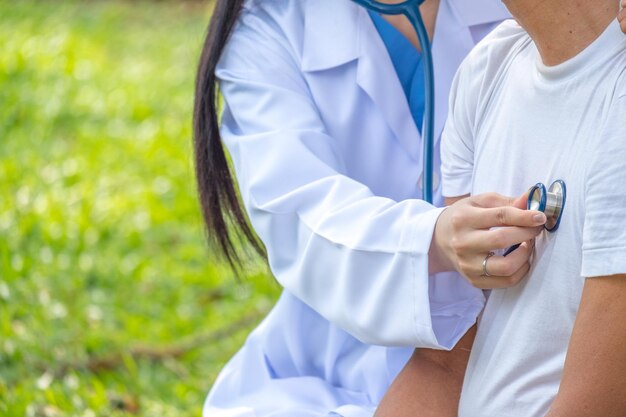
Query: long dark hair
193 0 266 270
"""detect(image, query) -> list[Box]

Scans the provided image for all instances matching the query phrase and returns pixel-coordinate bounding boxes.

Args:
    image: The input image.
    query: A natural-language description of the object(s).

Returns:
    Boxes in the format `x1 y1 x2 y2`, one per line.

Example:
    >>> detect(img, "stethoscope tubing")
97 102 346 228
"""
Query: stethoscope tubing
353 1 570 263
351 0 435 203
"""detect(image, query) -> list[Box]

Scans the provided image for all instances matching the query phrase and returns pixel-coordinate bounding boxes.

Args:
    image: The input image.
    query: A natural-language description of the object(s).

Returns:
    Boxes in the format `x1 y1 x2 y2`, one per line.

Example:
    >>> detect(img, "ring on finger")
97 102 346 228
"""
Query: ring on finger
481 252 496 278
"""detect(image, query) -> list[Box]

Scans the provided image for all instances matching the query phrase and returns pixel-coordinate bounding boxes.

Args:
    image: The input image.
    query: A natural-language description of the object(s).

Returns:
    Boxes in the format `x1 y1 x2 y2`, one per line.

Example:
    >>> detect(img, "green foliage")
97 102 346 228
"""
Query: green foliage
0 1 280 415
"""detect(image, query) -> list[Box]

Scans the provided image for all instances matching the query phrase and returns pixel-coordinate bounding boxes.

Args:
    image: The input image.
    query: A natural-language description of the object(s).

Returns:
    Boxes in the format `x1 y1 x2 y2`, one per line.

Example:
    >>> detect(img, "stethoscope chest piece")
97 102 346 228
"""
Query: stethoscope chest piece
527 180 567 232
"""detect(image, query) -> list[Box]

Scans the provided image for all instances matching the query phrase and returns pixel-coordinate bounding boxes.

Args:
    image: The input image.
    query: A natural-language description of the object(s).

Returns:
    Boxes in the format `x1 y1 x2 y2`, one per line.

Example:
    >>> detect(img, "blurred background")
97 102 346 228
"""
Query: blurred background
0 1 280 415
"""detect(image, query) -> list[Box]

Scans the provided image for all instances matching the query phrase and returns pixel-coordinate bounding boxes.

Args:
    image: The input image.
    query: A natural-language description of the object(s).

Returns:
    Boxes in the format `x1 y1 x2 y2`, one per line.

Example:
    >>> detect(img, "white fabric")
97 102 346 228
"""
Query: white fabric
215 0 498 350
204 0 510 415
441 19 626 417
205 292 401 417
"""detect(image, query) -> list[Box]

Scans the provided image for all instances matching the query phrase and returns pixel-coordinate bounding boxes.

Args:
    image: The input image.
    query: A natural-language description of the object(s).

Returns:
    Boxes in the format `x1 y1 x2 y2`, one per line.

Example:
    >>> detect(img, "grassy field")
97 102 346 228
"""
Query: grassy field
0 1 280 415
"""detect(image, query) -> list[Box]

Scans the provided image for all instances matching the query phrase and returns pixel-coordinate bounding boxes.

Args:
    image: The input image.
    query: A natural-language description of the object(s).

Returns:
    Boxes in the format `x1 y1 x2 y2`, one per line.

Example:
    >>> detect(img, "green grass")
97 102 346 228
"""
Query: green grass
0 1 280 415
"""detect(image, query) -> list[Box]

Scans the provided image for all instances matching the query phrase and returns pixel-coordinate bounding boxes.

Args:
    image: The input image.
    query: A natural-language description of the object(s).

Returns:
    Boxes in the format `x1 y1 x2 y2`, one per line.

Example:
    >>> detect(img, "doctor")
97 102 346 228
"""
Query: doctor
192 0 577 415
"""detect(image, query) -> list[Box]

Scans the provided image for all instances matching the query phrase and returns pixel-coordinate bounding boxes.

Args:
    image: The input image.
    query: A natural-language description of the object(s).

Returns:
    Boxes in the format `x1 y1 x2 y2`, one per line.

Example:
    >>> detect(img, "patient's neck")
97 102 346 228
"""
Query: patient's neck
505 0 618 66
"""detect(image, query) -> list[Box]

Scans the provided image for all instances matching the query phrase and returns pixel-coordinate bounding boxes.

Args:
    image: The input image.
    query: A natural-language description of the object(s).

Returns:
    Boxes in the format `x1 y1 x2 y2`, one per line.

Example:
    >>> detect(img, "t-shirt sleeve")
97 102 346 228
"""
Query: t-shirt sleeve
581 88 626 278
441 20 527 199
441 61 477 198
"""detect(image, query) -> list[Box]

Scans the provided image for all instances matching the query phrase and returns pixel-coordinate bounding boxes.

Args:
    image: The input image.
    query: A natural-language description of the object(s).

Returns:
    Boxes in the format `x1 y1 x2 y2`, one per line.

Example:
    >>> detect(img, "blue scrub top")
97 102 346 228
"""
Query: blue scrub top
369 11 425 133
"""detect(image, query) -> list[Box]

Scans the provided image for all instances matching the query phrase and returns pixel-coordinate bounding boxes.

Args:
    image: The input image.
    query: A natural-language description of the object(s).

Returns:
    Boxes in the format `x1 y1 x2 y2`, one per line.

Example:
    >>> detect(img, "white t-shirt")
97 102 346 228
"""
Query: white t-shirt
441 19 626 417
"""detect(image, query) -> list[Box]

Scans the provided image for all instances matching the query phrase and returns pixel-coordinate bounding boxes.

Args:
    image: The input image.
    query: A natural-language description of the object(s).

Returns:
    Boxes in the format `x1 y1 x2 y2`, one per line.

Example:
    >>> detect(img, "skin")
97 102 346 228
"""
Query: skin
373 4 546 413
379 278 626 417
546 276 626 417
377 0 626 415
376 195 524 416
506 0 618 65
377 0 547 290
506 0 626 415
431 192 540 289
375 325 477 417
380 0 440 50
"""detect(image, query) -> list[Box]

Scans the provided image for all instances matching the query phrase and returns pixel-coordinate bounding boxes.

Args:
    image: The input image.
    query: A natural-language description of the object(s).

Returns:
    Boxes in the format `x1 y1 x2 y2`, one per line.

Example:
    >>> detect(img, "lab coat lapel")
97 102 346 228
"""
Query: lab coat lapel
355 9 423 161
301 0 511 158
302 0 422 161
301 0 360 72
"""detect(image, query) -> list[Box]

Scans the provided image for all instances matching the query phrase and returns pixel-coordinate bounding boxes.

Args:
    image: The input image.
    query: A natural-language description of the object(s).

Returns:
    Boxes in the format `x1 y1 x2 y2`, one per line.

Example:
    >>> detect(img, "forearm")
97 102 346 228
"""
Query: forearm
545 275 626 417
374 325 476 417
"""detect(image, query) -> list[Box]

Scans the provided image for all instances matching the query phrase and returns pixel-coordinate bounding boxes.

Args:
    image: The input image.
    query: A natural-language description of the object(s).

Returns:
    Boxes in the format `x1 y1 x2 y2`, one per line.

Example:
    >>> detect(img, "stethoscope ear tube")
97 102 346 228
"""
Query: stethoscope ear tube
350 0 435 203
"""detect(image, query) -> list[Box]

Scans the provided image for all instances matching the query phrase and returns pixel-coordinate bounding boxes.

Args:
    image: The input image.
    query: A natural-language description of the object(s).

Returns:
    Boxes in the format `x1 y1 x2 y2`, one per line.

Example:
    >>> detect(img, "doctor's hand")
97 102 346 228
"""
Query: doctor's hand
430 192 546 289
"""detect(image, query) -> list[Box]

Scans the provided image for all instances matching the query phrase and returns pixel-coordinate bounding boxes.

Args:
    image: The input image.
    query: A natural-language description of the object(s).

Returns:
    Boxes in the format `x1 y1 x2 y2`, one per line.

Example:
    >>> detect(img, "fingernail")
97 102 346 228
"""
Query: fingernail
533 213 547 224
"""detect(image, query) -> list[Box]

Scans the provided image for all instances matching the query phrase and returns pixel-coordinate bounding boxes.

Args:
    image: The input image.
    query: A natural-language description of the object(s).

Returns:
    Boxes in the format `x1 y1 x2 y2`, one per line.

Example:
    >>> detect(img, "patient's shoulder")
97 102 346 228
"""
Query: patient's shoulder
475 19 528 48
459 19 530 82
449 20 530 120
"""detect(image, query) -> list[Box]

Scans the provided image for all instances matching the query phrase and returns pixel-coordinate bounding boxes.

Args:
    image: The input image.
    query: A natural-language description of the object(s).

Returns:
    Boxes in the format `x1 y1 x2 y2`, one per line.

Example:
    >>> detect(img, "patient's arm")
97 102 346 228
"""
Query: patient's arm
546 275 626 417
375 192 540 416
374 325 476 417
374 195 475 417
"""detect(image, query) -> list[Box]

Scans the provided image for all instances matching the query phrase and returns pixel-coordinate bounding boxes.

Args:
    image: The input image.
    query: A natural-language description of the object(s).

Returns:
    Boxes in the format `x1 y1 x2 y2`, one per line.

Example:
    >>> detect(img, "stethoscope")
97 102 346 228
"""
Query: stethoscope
350 0 568 243
503 180 567 256
350 0 436 203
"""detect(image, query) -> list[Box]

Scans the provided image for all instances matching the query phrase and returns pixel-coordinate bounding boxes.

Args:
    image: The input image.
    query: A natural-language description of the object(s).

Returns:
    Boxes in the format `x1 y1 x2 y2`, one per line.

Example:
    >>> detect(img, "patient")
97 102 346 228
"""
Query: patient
375 1 626 416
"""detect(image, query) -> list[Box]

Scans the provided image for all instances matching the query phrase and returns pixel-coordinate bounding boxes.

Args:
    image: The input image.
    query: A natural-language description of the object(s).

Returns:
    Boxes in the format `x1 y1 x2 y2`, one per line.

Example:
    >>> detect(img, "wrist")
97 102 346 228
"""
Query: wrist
429 208 455 274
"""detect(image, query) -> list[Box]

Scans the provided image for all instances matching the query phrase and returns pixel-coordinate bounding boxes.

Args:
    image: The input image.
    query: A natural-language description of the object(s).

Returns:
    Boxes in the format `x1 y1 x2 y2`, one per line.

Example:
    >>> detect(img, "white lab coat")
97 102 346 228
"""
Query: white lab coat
204 0 510 415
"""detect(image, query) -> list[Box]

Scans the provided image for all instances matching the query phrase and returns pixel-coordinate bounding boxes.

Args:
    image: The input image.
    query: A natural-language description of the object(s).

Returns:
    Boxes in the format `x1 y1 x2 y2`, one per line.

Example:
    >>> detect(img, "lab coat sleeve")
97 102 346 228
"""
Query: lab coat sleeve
214 8 484 348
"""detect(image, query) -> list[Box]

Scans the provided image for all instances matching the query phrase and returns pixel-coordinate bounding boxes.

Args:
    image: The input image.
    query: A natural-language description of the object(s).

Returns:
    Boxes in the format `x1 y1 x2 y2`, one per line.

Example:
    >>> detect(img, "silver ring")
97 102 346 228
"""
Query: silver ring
482 252 496 277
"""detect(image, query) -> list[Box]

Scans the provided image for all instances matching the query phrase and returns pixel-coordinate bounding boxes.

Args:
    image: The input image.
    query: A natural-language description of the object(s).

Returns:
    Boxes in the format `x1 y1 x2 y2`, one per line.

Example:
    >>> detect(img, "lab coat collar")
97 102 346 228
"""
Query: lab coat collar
302 0 423 159
301 0 511 160
301 0 421 159
301 0 511 72
301 0 361 72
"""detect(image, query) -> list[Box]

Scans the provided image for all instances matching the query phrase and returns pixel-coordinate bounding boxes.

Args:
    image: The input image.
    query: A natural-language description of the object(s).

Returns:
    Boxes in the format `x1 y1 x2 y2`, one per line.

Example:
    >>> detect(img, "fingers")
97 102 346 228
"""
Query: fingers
485 226 542 250
456 240 533 277
462 241 534 290
463 206 546 229
511 189 530 210
472 260 532 290
437 191 543 289
620 3 626 35
469 192 516 209
462 225 543 252
471 190 533 210
480 240 534 277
